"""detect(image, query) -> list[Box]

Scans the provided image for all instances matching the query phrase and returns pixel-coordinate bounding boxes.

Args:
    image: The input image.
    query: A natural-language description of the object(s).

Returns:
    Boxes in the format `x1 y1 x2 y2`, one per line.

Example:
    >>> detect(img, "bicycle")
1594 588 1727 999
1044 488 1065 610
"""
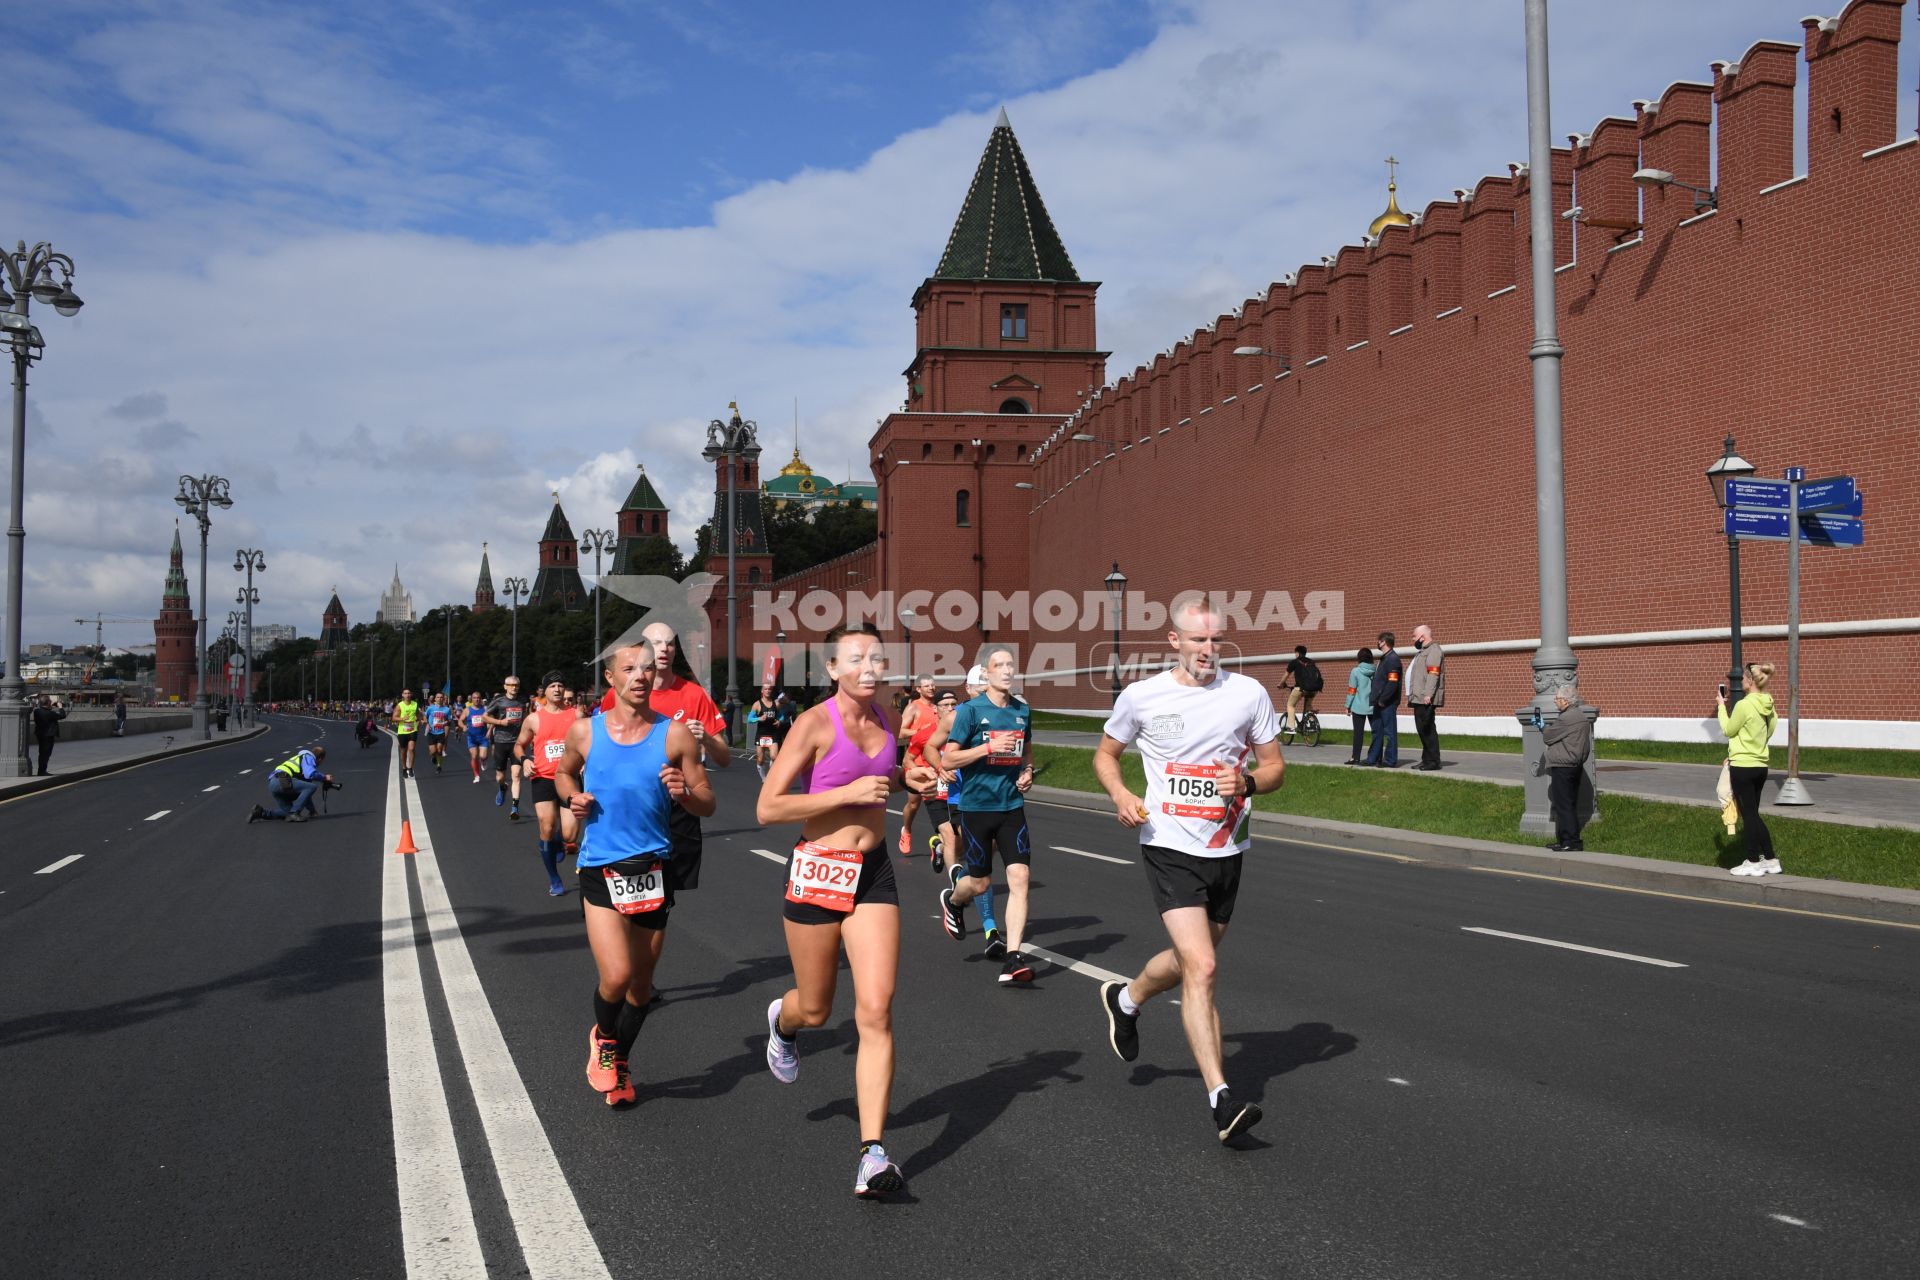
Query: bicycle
1279 696 1321 748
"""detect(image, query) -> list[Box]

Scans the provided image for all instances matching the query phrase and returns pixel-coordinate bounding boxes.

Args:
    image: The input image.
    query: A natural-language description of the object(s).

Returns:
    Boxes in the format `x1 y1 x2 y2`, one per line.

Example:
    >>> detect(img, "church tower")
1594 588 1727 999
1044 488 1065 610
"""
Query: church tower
529 498 587 610
869 109 1105 640
153 522 198 702
473 543 496 613
318 590 350 651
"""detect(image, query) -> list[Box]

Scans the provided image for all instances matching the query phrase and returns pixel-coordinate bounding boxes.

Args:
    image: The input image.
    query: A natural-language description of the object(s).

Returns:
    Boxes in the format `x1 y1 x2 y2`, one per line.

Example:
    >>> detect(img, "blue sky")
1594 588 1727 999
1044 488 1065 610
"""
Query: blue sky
2 0 1914 648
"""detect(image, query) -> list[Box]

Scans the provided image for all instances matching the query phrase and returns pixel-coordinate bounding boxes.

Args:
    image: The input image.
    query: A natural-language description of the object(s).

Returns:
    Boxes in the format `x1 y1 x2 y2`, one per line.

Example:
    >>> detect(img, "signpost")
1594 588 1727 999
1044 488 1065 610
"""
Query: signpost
1727 468 1867 807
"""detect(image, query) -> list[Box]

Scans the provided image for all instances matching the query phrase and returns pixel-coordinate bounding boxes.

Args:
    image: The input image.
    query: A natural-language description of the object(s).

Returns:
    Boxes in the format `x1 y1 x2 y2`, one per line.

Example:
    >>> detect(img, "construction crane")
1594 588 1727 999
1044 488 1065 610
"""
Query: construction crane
75 615 150 680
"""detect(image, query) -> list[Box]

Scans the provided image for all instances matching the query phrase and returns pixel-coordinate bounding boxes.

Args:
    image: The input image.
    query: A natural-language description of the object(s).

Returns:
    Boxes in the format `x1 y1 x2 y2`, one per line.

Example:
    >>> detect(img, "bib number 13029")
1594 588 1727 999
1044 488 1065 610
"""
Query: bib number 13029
785 842 863 913
604 862 665 914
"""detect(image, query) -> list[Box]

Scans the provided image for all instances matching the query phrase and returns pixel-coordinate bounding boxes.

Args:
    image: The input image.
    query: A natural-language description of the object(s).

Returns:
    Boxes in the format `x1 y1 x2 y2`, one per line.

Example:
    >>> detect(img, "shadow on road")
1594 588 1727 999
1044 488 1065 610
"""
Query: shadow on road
1127 1021 1358 1100
648 1022 857 1105
656 953 795 1006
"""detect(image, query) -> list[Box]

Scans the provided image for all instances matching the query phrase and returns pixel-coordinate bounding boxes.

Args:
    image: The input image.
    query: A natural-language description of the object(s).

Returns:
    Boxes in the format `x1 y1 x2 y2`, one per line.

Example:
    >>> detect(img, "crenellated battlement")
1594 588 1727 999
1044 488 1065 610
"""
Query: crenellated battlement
1031 0 1915 482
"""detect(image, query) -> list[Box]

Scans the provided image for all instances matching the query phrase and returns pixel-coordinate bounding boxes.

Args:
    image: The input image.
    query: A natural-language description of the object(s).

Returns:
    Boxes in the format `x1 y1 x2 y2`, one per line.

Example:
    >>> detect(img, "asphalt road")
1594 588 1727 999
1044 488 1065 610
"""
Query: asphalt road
3 714 1916 1279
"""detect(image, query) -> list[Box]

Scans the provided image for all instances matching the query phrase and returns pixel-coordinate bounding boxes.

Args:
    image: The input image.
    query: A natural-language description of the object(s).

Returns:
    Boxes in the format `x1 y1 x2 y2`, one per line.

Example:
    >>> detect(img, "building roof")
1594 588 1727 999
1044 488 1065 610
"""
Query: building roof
621 465 667 512
324 591 345 616
933 108 1079 283
540 500 575 542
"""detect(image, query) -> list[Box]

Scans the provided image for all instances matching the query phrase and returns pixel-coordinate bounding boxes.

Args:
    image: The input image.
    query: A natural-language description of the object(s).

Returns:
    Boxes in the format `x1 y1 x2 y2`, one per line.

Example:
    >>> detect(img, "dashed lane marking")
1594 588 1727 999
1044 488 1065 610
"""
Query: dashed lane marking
35 855 83 875
1051 844 1132 866
1461 926 1686 969
1768 1214 1815 1229
202 785 220 792
144 810 170 821
749 848 788 865
238 769 252 775
1020 941 1131 986
1388 1077 1412 1086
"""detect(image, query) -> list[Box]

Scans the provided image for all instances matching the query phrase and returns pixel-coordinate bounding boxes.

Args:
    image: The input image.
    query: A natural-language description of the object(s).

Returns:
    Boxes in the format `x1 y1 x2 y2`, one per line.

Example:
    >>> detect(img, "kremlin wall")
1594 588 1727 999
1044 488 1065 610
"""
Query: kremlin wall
733 0 1919 747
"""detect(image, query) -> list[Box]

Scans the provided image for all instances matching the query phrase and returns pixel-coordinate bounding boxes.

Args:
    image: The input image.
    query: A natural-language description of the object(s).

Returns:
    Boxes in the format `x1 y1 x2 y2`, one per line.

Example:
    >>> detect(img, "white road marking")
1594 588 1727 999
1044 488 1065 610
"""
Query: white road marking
1021 941 1131 986
35 855 83 875
144 810 170 821
750 848 788 864
238 769 252 775
1051 844 1132 865
1461 927 1686 969
379 749 486 1278
202 785 220 792
403 770 613 1280
1768 1214 1814 1229
1388 1077 1411 1086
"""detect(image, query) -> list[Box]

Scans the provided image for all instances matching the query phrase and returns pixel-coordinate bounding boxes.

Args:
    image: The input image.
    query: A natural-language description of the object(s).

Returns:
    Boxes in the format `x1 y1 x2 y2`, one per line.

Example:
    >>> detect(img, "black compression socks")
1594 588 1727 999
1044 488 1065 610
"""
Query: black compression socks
593 992 621 1042
615 997 652 1058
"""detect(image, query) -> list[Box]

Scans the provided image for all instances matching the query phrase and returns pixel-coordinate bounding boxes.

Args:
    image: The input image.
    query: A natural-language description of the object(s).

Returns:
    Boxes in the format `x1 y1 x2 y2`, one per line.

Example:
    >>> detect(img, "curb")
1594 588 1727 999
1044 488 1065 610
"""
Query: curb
0 723 271 802
1023 783 1920 928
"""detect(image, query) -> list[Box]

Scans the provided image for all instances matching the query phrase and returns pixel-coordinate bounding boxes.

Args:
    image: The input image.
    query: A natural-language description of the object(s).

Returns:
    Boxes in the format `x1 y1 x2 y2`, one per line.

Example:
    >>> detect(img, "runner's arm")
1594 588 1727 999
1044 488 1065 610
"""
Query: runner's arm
1092 733 1147 827
662 721 716 817
555 718 592 815
755 710 882 822
1215 735 1285 798
514 712 536 763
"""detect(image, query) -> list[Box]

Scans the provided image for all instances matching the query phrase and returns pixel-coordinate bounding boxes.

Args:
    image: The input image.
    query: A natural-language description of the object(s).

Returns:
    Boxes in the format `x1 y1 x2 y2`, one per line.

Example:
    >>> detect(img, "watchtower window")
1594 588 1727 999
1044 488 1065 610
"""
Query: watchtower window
998 398 1029 414
956 489 971 527
1000 304 1028 340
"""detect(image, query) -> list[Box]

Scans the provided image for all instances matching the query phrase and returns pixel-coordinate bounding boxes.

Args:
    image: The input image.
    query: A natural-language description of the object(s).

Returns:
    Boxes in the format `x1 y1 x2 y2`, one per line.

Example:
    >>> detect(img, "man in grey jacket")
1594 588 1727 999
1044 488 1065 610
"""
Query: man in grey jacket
1406 623 1445 770
1542 685 1593 851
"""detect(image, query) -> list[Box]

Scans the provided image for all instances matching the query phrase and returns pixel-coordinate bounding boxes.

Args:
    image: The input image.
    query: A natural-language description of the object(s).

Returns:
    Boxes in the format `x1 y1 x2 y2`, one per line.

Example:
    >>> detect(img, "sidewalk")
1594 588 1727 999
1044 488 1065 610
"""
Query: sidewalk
1040 731 1920 832
0 722 269 800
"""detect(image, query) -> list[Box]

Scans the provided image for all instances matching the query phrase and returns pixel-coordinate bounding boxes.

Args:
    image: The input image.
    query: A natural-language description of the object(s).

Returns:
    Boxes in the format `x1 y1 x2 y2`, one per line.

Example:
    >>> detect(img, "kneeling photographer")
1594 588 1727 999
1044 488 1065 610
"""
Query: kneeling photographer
249 746 335 824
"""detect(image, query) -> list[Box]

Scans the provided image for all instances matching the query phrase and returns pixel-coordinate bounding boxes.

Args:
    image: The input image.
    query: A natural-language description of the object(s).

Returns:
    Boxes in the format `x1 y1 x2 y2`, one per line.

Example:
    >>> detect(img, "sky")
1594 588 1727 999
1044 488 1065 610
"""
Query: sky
2 0 1913 649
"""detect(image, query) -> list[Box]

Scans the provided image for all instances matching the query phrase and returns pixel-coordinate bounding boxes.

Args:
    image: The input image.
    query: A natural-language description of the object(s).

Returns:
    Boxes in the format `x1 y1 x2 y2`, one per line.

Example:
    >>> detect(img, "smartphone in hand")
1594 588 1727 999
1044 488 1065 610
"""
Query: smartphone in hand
1717 683 1728 700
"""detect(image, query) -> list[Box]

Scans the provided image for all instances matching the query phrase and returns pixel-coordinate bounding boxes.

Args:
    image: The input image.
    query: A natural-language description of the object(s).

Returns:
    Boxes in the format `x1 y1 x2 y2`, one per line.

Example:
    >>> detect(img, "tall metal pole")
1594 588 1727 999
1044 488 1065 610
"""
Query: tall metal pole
196 516 210 736
445 608 452 699
1777 472 1811 804
2 341 27 776
1726 533 1745 703
726 434 739 737
1517 0 1584 835
580 529 614 689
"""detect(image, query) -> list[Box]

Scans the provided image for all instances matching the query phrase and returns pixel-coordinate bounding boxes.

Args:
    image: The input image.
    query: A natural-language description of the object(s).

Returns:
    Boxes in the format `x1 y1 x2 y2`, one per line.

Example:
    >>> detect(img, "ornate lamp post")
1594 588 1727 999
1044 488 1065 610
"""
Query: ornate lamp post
503 576 529 677
1103 562 1127 705
1 240 84 777
396 619 413 698
175 474 233 739
702 404 761 744
580 527 616 691
233 547 264 724
225 610 245 711
1706 436 1757 708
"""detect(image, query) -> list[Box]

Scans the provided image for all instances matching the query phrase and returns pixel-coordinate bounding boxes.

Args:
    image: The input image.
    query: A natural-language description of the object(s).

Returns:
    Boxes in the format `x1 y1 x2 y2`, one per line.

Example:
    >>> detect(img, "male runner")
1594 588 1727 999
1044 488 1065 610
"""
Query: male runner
931 645 1034 984
484 675 529 819
557 641 714 1107
462 693 490 781
748 683 781 781
895 674 936 852
423 692 453 773
933 667 1001 951
1093 597 1285 1144
392 688 421 778
517 671 578 895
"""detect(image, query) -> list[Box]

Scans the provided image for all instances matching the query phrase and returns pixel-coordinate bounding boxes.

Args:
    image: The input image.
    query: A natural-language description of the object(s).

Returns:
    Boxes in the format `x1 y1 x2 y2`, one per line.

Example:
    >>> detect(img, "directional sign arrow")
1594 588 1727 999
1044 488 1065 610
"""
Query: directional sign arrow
1796 475 1858 514
1797 512 1864 547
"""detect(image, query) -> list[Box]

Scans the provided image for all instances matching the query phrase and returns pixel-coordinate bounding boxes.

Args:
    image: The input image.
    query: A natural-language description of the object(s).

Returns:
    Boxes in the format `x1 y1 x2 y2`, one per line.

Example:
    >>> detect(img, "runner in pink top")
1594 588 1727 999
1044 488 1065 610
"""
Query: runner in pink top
755 624 934 1198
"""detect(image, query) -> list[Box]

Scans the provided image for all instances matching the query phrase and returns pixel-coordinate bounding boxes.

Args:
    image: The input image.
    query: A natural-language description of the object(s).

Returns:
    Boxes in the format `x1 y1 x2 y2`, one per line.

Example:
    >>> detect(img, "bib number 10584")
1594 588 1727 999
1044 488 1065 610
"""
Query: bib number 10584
1160 761 1227 820
785 841 863 913
604 862 665 915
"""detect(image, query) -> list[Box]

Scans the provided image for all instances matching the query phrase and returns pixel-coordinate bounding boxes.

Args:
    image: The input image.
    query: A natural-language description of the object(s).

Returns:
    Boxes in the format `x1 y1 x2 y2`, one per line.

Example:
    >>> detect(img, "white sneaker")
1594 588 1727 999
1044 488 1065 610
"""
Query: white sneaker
765 999 798 1084
1729 860 1766 877
1758 858 1783 875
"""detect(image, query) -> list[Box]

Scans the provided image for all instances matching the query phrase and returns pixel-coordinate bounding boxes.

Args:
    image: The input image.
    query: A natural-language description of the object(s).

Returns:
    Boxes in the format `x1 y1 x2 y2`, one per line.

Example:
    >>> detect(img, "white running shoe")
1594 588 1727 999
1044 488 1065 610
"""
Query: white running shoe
1729 860 1767 877
765 999 798 1084
854 1146 903 1198
1758 858 1783 875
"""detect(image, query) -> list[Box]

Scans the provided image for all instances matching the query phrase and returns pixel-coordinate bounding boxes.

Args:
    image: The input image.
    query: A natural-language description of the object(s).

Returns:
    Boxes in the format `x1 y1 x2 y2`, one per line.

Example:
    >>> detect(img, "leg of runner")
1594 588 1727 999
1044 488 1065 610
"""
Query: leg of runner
583 903 661 1107
535 798 565 895
896 791 918 855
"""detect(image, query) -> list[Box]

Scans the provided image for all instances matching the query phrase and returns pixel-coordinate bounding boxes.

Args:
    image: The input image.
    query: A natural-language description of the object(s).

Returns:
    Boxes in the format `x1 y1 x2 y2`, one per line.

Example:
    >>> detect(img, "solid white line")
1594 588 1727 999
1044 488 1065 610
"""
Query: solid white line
1051 844 1132 865
35 855 83 875
380 743 486 1278
1021 941 1131 986
404 771 613 1280
1461 927 1687 968
750 848 788 865
144 810 170 821
202 785 220 792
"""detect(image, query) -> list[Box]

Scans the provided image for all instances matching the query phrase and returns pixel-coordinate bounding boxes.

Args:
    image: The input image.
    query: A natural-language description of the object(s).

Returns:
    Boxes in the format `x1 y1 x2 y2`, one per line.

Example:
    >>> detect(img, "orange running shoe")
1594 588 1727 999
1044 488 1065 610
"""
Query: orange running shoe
605 1058 636 1107
586 1025 619 1092
897 826 911 855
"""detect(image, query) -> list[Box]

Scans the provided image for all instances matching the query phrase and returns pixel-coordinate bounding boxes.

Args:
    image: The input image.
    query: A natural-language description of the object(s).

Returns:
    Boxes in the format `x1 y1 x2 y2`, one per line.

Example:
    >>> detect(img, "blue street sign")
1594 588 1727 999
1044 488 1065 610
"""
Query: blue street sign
1727 478 1790 509
1724 508 1865 546
1726 508 1790 539
1785 466 1805 481
1795 476 1858 513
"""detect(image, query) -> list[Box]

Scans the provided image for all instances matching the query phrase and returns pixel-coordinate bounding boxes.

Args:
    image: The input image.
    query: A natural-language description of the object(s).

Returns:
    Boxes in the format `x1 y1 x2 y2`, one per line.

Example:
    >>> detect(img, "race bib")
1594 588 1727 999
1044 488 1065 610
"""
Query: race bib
604 861 666 915
935 777 950 801
1160 761 1227 820
784 841 863 913
986 729 1027 766
543 740 566 761
758 736 775 748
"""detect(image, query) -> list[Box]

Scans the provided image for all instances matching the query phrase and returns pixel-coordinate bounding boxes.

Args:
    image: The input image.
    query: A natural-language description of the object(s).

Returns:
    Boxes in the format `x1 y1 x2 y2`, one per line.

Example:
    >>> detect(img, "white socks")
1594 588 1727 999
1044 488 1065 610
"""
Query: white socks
1208 1084 1228 1108
1116 985 1140 1017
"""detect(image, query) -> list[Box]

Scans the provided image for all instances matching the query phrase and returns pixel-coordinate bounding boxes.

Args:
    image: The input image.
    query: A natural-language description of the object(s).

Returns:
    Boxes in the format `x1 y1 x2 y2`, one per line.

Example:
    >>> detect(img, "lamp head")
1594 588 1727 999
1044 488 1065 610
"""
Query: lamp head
29 270 63 304
1705 435 1756 509
1071 433 1096 442
1231 346 1266 357
1014 482 1035 490
52 285 83 317
1632 167 1676 188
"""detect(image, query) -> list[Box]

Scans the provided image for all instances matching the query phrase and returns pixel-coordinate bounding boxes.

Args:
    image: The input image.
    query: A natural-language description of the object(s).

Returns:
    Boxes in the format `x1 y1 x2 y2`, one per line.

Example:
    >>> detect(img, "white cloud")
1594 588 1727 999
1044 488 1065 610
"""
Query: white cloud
2 0 1905 648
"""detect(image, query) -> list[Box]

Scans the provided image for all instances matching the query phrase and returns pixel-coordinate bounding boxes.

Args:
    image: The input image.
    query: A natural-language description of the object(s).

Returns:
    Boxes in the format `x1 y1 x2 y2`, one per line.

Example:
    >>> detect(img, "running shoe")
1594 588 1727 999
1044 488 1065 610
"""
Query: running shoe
547 879 566 897
997 951 1033 985
1100 981 1140 1062
1759 858 1783 875
897 826 911 855
605 1059 636 1107
509 804 521 822
1211 1088 1262 1143
946 862 964 891
765 998 798 1084
982 928 1007 960
246 804 264 824
287 812 308 824
1729 860 1767 877
587 1025 620 1092
853 1146 904 1199
938 888 966 940
494 789 505 807
471 775 480 784
927 833 943 874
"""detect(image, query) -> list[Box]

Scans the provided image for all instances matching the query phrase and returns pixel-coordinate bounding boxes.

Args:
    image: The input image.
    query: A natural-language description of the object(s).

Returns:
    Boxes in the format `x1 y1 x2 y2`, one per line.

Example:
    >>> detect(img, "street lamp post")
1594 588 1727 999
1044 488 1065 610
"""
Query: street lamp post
234 547 264 725
1103 562 1127 705
397 620 413 697
581 527 615 692
175 474 233 739
503 577 529 677
368 636 377 703
344 642 353 708
1 240 85 778
1706 436 1757 708
703 405 761 745
444 607 453 700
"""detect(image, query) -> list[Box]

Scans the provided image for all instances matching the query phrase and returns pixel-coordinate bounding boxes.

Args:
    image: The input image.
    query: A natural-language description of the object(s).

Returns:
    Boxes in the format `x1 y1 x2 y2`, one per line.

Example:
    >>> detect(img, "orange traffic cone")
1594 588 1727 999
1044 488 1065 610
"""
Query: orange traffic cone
394 820 419 855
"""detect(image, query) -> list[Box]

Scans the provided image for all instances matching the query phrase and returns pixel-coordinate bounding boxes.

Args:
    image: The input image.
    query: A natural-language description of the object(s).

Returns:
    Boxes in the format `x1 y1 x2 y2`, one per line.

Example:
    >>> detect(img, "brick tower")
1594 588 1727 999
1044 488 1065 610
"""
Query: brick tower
528 498 587 610
318 590 349 651
869 108 1105 644
473 542 496 613
703 405 773 657
153 522 198 702
614 465 671 574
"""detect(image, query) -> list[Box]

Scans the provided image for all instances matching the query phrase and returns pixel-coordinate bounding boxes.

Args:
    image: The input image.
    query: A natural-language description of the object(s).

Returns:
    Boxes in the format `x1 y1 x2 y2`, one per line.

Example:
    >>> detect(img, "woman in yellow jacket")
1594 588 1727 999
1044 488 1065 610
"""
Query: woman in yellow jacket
1718 662 1779 877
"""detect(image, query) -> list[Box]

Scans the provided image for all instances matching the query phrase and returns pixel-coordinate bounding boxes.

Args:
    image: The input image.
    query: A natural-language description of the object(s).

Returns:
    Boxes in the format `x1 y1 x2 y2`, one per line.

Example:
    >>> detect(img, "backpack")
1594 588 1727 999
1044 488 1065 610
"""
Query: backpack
1296 659 1324 694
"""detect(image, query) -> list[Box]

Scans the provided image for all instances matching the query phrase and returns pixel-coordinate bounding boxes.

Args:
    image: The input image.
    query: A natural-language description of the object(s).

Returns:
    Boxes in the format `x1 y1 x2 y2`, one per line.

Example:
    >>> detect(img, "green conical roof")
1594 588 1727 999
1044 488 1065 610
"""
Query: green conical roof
164 521 189 597
476 545 494 592
621 466 667 512
933 108 1079 283
540 501 574 542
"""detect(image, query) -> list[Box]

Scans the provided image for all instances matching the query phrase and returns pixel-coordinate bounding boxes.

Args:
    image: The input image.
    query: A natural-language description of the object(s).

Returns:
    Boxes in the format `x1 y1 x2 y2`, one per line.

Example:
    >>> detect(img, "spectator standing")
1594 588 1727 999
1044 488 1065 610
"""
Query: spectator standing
1719 663 1780 876
1540 684 1593 851
1365 632 1402 768
1406 623 1445 770
1343 648 1375 764
113 696 127 737
31 694 67 776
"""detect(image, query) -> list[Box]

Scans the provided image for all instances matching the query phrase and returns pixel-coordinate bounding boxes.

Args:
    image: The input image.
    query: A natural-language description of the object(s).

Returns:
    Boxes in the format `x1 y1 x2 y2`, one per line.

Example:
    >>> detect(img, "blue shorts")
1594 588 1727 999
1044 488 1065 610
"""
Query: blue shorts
465 730 488 748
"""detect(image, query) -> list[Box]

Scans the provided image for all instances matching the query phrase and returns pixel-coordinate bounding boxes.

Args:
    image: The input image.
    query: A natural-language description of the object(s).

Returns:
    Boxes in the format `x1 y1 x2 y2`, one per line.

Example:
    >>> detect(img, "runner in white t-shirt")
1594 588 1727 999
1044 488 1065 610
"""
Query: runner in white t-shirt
1092 597 1285 1144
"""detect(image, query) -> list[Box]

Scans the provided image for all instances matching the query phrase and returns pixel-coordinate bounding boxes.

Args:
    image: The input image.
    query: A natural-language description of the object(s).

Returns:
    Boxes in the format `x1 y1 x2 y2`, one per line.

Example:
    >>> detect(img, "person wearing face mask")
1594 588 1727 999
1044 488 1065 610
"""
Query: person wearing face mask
1405 624 1445 770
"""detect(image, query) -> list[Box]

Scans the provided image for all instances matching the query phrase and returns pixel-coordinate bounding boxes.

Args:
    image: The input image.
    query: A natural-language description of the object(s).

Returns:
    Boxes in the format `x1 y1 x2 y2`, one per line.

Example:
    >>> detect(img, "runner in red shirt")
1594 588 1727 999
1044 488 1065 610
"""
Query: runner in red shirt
516 671 580 896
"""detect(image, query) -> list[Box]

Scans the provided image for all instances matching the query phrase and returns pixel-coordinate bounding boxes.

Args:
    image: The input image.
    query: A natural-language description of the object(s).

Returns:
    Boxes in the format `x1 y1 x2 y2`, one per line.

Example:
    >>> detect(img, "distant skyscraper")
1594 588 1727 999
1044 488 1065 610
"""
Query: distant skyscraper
376 566 414 625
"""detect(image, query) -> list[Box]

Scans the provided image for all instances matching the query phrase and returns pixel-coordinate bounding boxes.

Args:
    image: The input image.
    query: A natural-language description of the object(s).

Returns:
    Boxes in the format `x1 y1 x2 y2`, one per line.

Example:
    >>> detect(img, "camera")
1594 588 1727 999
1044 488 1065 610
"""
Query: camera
322 777 346 793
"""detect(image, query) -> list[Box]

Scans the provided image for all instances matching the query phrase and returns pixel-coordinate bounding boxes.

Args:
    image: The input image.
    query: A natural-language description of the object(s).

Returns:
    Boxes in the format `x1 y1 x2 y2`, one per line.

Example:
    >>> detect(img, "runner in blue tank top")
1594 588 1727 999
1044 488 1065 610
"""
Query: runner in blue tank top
555 640 714 1108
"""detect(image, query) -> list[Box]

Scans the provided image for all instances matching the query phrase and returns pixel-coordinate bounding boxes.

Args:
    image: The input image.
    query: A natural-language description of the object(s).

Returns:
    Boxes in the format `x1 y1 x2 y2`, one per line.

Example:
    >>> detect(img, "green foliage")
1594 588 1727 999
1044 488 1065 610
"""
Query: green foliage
691 495 876 580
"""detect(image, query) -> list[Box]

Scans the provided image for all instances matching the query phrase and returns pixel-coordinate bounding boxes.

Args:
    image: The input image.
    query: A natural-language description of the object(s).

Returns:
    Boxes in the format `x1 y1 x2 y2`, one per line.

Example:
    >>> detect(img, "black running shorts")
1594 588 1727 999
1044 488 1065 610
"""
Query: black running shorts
579 855 675 929
782 841 899 925
528 775 558 806
492 742 516 774
958 806 1030 879
1139 844 1243 924
925 796 950 828
666 804 703 891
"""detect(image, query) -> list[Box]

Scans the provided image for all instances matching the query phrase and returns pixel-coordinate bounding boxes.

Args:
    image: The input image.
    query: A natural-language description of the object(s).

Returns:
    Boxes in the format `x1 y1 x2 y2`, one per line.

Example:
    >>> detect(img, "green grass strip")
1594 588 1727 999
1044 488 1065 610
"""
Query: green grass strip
1029 743 1920 892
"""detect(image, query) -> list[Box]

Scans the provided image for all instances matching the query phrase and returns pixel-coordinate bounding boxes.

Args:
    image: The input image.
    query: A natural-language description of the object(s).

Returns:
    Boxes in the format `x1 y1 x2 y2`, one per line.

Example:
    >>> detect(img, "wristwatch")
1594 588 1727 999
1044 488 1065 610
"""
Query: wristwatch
1241 765 1257 794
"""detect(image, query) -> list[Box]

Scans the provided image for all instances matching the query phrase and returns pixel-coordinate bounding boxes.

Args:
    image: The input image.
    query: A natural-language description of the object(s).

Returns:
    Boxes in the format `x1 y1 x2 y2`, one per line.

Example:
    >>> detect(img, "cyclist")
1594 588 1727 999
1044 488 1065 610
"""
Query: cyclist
1278 645 1321 738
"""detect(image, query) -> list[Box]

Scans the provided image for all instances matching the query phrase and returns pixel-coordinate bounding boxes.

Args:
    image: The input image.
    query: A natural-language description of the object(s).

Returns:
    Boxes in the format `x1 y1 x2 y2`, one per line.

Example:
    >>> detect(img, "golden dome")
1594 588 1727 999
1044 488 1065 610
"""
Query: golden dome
1368 156 1414 238
779 446 814 479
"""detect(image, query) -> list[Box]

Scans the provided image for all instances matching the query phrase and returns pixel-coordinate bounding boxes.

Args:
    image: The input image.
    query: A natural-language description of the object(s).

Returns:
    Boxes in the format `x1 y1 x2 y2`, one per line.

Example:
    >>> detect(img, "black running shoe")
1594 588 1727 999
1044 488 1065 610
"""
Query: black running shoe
946 861 964 891
1100 981 1139 1062
982 928 1007 960
1211 1088 1262 1143
938 888 965 940
997 951 1033 985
